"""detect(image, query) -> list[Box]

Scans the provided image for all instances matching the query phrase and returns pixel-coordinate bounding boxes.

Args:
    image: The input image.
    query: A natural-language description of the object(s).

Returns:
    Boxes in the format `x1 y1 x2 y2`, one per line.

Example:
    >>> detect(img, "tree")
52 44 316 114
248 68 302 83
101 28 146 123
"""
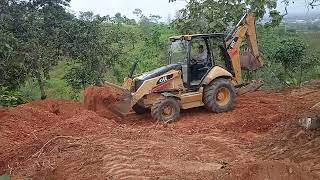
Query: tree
274 37 306 84
309 0 320 7
0 31 27 90
0 0 73 99
282 0 320 8
133 8 143 19
23 0 73 99
149 14 162 23
62 14 124 92
0 0 29 90
132 9 162 25
171 0 283 34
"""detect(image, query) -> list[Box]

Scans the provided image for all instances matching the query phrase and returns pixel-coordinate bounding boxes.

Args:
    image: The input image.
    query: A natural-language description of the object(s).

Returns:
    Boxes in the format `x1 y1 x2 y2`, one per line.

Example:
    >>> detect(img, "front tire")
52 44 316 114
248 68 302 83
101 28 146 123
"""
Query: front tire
132 103 149 114
151 97 180 123
203 78 236 112
132 99 149 114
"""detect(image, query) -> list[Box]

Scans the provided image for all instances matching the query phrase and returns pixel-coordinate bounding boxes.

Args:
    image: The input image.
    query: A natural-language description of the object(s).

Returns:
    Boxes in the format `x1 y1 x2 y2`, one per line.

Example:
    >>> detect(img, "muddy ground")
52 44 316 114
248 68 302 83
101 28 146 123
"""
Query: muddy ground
0 81 320 179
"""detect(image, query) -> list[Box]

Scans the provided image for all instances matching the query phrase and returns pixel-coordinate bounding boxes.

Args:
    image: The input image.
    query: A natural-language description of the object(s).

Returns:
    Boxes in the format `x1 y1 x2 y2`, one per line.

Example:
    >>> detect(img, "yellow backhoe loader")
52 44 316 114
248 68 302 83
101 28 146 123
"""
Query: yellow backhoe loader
108 11 264 122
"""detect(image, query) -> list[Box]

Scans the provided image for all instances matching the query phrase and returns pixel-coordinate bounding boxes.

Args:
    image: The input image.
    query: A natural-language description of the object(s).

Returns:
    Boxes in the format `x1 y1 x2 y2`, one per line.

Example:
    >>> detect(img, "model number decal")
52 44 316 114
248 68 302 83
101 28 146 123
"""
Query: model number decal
228 37 239 49
157 74 173 84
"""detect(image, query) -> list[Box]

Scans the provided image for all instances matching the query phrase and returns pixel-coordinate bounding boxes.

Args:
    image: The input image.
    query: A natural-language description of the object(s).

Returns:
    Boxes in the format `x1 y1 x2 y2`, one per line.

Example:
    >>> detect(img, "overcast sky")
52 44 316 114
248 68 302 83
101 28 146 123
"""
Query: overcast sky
69 0 320 21
69 0 186 21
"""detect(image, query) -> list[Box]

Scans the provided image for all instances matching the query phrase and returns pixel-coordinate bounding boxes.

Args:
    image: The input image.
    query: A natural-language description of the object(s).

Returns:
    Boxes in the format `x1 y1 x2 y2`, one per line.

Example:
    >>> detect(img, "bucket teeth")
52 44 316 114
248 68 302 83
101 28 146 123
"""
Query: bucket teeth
237 80 263 95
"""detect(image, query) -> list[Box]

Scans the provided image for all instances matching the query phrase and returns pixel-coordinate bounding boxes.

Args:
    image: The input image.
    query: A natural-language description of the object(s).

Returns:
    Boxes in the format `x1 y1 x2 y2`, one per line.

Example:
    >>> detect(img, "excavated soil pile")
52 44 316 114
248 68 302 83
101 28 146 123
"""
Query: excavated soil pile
0 99 116 175
218 91 288 133
164 90 294 135
84 85 123 118
23 99 86 119
1 81 320 179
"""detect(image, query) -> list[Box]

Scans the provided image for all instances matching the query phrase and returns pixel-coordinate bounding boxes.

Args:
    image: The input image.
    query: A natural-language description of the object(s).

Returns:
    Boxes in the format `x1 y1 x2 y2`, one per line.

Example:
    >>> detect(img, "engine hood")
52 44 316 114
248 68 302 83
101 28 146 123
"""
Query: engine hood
134 64 181 90
137 64 181 81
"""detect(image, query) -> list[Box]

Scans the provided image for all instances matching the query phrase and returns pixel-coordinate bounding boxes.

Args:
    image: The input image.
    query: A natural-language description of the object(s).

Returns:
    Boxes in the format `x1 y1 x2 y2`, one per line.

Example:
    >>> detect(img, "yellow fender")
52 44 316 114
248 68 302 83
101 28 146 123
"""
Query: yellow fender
202 66 233 85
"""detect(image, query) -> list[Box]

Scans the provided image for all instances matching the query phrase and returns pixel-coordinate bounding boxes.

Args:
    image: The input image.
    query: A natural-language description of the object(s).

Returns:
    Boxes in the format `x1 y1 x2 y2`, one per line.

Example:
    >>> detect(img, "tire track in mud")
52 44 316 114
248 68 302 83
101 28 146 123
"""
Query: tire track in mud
93 129 254 179
97 138 165 179
178 133 252 162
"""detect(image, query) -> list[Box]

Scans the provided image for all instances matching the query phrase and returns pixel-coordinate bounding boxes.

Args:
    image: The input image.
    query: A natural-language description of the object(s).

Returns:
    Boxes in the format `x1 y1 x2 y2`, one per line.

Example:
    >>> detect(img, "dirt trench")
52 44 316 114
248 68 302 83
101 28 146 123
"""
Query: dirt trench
0 81 320 179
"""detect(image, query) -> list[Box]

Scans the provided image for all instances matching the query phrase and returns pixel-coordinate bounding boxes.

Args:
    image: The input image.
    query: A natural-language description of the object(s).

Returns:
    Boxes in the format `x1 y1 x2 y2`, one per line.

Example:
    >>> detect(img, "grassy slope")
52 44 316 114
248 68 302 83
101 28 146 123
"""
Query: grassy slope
301 32 320 80
301 32 320 49
20 62 74 100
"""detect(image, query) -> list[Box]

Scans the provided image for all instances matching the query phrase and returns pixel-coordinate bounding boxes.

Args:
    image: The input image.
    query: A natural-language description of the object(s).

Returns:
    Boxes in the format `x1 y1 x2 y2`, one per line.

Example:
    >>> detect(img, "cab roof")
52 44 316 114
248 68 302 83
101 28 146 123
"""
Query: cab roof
169 33 225 41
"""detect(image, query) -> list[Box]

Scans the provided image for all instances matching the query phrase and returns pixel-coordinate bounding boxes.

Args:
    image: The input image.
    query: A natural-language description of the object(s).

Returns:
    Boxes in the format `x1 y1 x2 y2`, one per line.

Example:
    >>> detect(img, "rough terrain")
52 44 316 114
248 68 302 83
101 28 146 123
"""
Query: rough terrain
0 81 320 179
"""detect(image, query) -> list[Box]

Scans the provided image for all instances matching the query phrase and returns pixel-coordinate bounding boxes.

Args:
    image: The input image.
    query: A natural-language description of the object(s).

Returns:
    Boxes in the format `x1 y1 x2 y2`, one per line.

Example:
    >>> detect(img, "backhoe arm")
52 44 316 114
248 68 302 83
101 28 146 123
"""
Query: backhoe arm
226 12 264 84
246 13 264 67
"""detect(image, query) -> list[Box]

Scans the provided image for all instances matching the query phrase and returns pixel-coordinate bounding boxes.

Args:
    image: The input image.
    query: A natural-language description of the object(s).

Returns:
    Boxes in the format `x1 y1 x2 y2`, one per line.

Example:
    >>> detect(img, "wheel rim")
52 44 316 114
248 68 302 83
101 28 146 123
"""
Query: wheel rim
215 87 231 107
162 104 175 118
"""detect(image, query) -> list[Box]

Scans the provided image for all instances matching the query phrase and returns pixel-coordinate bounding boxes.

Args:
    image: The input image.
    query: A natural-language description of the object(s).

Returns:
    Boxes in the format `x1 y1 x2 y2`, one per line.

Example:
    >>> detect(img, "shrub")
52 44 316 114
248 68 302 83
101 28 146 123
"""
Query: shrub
0 88 26 107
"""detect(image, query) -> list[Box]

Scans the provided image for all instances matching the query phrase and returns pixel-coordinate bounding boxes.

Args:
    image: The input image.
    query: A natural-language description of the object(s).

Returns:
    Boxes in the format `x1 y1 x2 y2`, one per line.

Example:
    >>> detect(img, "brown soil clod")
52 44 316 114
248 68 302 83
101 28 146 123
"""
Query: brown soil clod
84 85 123 118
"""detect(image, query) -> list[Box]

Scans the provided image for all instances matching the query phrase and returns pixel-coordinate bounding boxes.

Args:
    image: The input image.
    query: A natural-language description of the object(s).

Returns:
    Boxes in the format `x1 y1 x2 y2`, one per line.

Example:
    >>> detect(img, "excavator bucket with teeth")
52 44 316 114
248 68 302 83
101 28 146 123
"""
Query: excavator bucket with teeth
109 91 133 117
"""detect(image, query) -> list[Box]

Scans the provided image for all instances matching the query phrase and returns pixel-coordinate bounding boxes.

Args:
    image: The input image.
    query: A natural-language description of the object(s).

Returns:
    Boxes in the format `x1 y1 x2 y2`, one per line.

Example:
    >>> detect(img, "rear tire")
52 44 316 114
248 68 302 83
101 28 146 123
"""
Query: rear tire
151 97 180 123
203 78 236 113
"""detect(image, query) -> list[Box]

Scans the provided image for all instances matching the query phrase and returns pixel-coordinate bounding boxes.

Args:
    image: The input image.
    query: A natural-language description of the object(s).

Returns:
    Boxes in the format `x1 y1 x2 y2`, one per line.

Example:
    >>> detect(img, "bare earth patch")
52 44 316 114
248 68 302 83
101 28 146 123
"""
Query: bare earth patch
1 81 320 179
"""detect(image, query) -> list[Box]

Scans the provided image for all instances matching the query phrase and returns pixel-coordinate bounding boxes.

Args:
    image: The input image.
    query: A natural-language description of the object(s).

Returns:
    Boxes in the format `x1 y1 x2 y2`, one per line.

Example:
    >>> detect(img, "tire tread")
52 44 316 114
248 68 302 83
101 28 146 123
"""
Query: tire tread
203 78 236 112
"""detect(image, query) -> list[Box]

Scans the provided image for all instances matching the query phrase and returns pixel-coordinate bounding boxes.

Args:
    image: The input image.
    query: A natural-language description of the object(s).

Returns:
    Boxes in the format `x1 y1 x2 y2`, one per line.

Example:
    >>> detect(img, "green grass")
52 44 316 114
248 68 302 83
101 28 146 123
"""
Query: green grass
300 32 320 81
0 173 10 180
20 61 76 100
301 32 320 49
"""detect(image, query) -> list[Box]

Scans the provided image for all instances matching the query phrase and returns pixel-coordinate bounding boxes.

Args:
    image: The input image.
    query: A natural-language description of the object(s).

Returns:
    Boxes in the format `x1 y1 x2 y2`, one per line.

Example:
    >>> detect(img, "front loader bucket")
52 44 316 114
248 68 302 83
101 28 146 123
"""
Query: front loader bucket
237 80 263 95
109 91 133 117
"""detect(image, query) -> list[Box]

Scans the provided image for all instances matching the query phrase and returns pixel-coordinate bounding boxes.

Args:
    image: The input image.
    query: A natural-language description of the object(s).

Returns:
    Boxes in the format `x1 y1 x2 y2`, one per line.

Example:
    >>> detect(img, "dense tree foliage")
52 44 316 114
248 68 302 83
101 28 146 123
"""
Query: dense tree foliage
170 0 320 34
0 0 319 106
170 0 283 34
0 0 73 99
251 26 319 87
0 0 174 103
275 38 306 72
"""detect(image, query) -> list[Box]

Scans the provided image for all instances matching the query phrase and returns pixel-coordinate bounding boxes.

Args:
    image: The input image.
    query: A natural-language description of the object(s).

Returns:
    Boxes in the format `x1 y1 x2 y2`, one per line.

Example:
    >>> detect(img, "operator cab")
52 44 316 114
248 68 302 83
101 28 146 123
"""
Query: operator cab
169 33 232 91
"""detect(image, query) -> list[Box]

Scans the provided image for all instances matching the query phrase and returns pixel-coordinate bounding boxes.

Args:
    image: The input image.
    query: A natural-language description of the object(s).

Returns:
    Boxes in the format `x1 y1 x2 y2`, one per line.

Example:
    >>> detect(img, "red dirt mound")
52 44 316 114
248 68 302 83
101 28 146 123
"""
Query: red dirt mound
1 82 320 179
23 99 86 119
172 91 292 134
84 85 123 118
0 105 62 171
0 99 115 174
52 110 116 136
220 91 287 133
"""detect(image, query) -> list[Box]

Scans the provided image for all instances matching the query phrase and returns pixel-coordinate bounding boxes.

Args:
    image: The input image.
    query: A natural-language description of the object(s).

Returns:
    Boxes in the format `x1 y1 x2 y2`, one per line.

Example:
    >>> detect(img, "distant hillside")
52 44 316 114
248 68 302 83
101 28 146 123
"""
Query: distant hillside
284 13 320 23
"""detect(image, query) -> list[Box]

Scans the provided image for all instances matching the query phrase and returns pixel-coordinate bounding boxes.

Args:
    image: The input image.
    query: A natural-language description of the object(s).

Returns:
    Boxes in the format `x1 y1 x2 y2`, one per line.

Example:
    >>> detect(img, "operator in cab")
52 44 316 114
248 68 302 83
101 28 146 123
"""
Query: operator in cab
191 45 207 80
